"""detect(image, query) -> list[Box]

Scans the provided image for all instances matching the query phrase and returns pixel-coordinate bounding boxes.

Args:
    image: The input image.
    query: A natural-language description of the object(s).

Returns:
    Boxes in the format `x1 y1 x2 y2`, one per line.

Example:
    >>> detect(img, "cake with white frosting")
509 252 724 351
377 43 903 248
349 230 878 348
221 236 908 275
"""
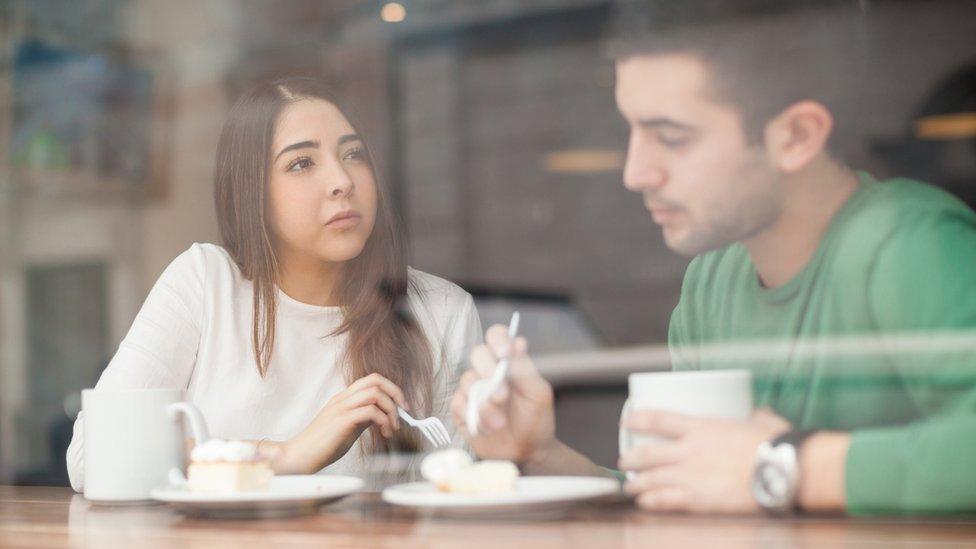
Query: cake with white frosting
420 449 519 494
187 439 273 493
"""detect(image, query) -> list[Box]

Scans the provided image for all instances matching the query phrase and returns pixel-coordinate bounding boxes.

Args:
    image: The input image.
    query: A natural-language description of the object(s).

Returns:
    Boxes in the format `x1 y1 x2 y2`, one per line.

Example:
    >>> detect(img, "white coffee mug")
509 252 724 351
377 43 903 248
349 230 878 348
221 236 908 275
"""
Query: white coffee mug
82 388 209 502
618 370 753 476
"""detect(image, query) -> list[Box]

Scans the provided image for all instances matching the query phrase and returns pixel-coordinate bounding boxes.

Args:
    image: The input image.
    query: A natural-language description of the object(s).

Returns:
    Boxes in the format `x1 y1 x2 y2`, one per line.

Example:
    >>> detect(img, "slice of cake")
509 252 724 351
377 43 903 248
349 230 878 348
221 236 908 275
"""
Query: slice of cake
187 439 273 493
420 449 520 494
441 460 520 494
420 449 473 491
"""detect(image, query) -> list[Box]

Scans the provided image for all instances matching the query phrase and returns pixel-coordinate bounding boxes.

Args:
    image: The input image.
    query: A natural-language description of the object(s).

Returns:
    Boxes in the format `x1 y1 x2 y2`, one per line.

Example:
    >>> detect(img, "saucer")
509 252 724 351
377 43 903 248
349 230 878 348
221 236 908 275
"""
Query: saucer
151 474 363 518
382 476 620 519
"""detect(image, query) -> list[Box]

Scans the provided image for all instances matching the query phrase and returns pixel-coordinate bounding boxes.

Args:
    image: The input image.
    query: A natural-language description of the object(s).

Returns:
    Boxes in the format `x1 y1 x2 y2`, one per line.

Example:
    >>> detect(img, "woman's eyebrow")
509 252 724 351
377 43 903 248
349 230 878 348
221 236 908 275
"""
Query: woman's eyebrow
274 140 319 162
337 134 361 146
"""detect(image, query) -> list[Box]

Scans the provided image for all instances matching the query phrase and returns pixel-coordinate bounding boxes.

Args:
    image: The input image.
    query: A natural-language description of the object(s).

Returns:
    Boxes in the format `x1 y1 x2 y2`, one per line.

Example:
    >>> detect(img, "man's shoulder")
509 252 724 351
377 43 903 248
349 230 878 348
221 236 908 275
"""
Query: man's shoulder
854 176 974 230
835 176 976 261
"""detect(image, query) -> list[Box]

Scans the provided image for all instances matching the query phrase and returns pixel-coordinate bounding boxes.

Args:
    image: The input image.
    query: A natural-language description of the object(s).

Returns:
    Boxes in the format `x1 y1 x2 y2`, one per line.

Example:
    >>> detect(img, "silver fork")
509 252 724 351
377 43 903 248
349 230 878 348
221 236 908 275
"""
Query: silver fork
397 407 451 448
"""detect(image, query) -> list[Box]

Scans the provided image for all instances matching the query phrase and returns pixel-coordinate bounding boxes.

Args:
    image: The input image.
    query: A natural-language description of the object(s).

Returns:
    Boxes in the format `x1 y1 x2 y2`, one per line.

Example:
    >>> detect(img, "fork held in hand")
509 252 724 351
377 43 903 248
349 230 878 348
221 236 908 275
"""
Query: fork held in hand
466 311 521 436
397 407 451 448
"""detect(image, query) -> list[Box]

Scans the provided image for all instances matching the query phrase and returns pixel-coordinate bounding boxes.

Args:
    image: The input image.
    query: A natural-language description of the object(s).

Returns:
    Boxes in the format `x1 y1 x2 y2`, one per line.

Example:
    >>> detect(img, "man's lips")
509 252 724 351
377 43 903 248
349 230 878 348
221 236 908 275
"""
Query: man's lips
647 203 682 225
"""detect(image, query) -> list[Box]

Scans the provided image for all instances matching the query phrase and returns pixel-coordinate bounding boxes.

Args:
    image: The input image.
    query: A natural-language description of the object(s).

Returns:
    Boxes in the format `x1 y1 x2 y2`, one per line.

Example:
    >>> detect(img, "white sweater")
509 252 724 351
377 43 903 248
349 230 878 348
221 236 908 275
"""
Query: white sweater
66 243 482 491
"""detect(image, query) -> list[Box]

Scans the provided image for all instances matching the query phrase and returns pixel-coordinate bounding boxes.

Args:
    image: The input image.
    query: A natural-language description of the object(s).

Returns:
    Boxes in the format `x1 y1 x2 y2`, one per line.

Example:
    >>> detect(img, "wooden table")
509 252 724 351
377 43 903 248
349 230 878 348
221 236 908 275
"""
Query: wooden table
3 486 976 548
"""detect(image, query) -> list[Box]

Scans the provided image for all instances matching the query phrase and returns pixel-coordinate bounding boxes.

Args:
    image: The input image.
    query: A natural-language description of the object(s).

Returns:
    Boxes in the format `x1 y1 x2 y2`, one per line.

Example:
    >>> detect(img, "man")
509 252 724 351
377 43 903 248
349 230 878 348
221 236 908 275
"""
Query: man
451 1 976 515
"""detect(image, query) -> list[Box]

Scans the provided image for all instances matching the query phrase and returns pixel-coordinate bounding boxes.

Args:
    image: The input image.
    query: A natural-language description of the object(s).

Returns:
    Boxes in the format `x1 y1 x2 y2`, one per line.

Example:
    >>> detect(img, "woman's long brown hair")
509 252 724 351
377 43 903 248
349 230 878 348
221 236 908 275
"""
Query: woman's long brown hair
213 76 434 453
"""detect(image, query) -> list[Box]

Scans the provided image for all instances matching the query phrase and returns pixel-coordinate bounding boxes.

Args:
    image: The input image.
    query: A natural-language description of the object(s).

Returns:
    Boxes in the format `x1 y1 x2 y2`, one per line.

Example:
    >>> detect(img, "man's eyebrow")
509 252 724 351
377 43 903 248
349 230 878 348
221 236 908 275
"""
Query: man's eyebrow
637 117 696 131
274 140 319 162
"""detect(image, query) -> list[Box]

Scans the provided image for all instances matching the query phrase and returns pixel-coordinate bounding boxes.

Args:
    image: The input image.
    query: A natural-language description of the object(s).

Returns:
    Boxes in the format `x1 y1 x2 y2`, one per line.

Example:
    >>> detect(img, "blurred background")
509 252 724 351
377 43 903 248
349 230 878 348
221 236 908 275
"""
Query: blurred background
0 0 974 485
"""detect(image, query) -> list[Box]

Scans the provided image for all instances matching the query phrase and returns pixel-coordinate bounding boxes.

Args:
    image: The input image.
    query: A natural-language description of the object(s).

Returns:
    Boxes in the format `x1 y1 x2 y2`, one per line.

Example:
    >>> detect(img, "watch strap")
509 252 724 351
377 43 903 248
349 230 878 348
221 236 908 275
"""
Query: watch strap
771 429 820 513
771 429 819 451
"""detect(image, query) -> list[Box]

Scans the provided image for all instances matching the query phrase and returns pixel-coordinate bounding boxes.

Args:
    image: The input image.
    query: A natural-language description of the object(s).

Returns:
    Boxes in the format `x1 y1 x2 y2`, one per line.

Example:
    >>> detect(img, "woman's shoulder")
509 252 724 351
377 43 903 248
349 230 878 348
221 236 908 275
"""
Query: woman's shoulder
407 269 477 328
407 268 473 307
406 268 481 355
163 242 243 287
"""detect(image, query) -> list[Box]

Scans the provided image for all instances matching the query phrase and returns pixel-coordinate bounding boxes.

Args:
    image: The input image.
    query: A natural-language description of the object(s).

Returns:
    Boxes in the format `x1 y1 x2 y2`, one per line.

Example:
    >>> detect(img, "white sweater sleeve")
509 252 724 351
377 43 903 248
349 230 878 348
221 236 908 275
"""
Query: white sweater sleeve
66 244 207 492
431 292 482 448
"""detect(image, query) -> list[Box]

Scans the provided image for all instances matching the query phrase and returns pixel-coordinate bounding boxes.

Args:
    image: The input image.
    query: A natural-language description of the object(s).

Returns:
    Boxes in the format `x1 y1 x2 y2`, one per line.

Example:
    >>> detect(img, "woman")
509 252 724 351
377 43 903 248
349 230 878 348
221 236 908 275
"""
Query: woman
66 77 481 490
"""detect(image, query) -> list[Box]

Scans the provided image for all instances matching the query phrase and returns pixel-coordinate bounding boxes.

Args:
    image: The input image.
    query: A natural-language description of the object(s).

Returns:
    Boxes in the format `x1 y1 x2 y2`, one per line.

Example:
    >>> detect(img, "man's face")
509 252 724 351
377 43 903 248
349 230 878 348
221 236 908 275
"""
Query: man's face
615 53 783 256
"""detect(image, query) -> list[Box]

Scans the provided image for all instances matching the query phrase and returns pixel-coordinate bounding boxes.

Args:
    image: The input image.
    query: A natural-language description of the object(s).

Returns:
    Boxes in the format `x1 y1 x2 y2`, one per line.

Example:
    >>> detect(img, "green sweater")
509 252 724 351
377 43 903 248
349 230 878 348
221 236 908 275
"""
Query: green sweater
668 173 976 515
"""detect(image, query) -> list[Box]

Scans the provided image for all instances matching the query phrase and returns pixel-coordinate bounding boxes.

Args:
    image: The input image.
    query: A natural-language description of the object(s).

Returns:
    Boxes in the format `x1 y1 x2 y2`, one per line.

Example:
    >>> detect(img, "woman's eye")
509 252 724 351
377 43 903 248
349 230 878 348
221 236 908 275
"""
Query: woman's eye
286 156 314 172
342 146 367 162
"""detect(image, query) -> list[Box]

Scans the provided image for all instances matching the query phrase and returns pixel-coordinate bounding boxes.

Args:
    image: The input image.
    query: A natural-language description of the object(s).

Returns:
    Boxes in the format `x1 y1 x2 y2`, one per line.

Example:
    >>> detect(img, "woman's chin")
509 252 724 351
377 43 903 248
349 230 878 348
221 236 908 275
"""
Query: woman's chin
313 243 367 264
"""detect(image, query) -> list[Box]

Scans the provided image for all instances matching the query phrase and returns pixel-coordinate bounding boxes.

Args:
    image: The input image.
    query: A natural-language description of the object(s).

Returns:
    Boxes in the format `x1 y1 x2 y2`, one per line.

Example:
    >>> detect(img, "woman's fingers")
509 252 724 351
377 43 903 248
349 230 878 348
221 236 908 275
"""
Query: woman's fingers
345 373 408 410
342 386 399 431
346 404 394 438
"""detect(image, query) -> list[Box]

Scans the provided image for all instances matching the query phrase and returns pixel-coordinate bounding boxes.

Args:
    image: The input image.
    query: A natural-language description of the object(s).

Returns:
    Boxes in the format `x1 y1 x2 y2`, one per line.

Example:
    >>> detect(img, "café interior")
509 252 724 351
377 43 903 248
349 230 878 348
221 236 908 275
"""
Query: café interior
1 0 975 546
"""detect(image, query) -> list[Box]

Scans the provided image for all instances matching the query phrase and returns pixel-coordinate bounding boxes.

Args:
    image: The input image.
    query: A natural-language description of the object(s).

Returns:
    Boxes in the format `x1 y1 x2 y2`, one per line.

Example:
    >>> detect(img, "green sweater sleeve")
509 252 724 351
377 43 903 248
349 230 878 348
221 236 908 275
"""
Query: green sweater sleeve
849 211 976 514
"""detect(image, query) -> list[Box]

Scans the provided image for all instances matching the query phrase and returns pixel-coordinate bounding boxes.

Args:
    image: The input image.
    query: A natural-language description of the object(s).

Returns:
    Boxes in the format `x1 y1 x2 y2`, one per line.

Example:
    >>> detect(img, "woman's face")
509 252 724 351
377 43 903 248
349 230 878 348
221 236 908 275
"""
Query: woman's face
267 98 378 266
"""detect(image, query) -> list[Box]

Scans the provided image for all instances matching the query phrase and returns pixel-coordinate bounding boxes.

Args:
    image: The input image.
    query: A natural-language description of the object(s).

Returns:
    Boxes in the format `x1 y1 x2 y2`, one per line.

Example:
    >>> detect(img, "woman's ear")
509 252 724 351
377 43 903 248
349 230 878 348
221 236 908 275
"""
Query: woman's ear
762 100 834 174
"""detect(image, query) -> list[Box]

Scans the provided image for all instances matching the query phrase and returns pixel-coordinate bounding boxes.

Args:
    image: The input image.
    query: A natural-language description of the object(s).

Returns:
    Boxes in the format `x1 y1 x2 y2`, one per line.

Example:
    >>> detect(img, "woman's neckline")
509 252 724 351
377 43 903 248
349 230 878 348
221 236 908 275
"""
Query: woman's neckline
276 287 341 314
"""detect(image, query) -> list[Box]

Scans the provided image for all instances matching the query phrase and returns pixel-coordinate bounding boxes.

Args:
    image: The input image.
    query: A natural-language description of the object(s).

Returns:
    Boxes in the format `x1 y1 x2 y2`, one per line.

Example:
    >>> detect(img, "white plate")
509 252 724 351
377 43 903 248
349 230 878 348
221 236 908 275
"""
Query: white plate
382 476 621 519
151 475 363 518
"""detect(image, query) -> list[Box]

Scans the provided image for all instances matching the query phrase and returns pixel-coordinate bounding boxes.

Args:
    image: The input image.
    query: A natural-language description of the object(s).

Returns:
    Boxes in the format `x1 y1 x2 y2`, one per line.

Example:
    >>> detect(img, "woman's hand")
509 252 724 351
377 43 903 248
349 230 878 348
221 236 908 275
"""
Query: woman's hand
274 373 408 474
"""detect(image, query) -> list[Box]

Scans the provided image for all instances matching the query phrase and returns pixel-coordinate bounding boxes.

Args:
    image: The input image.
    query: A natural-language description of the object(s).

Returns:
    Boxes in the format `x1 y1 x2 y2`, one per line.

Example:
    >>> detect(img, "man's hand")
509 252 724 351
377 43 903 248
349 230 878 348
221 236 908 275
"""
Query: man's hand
450 325 559 466
619 408 790 513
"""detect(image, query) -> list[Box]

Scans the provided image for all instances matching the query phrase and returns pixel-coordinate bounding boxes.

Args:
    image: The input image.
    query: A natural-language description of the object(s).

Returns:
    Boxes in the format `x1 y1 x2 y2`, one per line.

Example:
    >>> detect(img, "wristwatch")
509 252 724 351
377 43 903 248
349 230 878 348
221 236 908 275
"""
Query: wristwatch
751 429 818 513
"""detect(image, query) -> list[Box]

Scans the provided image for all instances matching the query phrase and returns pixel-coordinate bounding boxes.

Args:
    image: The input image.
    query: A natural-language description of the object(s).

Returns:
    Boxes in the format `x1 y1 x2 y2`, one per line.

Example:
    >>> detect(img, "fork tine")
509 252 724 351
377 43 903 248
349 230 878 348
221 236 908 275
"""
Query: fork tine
429 426 446 447
433 419 451 446
414 425 437 448
424 424 443 448
421 423 441 448
429 422 449 447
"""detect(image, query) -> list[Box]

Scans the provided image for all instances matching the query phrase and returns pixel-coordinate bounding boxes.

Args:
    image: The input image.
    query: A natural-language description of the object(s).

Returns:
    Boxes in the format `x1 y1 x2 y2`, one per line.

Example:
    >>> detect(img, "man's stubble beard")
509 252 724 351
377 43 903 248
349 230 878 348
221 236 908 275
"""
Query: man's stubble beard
661 155 782 257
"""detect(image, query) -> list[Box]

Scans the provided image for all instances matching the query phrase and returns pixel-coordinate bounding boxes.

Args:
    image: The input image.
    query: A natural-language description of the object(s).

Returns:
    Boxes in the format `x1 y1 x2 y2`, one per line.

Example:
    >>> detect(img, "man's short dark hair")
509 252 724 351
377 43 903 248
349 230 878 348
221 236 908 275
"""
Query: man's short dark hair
608 0 867 159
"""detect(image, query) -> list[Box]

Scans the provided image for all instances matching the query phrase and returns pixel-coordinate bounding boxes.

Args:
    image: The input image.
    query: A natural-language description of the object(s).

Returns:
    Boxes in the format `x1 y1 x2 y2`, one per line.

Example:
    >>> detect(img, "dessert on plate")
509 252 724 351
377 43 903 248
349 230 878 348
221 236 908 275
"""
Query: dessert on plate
187 439 274 493
420 449 519 494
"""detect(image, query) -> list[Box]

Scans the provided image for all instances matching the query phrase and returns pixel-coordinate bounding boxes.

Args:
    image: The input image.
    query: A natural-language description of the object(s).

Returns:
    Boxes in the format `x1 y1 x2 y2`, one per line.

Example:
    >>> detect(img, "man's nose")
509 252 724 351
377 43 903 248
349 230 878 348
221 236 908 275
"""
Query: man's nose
623 139 667 192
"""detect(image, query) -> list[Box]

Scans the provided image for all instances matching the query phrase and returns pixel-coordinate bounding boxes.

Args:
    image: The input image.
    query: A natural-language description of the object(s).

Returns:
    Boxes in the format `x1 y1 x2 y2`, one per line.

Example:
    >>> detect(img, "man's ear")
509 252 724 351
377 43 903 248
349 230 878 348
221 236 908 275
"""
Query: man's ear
762 101 834 174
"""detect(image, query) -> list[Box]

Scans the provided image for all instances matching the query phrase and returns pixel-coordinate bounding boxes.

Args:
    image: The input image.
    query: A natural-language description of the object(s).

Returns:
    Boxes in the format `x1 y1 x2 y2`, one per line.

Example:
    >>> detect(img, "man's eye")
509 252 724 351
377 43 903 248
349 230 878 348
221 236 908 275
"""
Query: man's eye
658 134 690 148
287 157 314 172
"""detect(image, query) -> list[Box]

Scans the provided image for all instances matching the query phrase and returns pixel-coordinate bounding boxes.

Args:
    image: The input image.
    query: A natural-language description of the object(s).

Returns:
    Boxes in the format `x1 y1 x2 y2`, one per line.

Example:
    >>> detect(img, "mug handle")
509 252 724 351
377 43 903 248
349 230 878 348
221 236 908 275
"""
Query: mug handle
167 401 210 446
168 467 188 487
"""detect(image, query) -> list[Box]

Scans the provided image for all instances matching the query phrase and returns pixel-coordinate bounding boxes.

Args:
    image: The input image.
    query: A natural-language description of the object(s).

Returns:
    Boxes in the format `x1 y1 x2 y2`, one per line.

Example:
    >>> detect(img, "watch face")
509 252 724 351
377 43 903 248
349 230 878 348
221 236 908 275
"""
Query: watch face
757 462 790 502
752 443 798 511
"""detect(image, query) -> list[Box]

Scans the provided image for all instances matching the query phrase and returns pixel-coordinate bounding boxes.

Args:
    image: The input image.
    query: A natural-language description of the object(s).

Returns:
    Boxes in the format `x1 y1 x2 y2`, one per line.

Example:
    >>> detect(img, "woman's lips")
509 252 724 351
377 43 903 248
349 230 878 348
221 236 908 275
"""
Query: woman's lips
325 212 361 229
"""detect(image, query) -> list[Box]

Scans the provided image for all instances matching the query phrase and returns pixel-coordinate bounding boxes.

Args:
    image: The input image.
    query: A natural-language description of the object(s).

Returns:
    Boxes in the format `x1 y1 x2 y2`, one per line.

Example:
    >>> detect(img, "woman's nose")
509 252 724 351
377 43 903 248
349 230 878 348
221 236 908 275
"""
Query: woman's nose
326 165 354 198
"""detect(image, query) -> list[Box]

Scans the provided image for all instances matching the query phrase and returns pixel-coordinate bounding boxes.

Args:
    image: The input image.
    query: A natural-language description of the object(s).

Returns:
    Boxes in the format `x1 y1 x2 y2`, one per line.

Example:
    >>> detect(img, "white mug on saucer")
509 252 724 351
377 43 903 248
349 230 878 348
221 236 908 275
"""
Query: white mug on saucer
82 388 209 502
618 370 753 477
